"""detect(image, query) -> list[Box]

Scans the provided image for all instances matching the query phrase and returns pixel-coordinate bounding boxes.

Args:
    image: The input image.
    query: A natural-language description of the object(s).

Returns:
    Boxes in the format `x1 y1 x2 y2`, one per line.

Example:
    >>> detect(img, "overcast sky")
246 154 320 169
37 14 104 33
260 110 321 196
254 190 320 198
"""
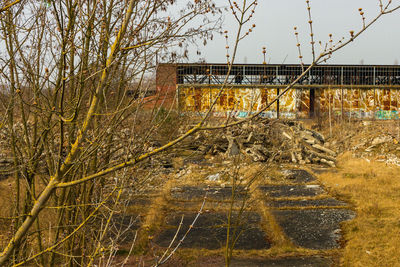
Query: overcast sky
188 0 400 65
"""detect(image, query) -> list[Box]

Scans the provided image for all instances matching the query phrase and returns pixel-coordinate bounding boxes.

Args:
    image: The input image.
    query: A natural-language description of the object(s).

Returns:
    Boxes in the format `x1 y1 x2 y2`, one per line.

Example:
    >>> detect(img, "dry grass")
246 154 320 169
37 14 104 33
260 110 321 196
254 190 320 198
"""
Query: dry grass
0 178 15 249
253 189 293 250
318 152 400 267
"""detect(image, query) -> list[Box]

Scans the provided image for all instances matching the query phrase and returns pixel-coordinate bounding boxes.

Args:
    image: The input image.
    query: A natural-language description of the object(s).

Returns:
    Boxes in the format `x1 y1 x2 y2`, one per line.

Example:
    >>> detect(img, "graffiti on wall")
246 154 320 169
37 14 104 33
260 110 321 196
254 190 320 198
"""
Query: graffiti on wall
178 86 400 119
319 88 400 119
178 86 310 119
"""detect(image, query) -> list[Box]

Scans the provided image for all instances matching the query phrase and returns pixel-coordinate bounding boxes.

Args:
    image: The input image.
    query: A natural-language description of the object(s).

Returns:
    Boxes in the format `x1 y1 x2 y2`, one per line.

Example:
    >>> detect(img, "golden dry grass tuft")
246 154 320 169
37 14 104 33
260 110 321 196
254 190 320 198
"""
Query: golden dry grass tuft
318 152 400 266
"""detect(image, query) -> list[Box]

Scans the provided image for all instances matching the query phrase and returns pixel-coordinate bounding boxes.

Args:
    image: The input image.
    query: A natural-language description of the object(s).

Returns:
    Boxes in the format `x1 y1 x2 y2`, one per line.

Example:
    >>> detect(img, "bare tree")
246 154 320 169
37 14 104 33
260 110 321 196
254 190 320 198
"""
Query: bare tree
0 0 220 265
0 0 399 266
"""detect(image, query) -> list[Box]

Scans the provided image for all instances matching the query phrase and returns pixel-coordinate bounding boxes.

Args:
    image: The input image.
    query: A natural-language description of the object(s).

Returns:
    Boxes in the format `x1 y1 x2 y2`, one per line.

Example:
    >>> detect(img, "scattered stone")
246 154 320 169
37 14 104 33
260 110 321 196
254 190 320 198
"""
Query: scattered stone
371 135 392 146
207 173 222 182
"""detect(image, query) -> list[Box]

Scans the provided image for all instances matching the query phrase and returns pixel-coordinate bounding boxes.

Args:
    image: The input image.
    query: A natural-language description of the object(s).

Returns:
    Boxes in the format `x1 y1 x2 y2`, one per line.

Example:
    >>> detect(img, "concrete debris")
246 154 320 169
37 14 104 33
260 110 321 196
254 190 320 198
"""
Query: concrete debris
384 154 400 166
344 124 400 166
207 173 222 181
192 120 338 167
371 135 392 146
309 129 325 144
282 132 292 140
226 137 240 156
320 158 336 168
312 144 336 156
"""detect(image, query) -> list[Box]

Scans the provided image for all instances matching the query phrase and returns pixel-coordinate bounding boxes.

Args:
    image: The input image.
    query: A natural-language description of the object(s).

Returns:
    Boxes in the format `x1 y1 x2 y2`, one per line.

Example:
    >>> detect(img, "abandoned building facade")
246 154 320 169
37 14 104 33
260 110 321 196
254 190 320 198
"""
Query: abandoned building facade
156 63 400 120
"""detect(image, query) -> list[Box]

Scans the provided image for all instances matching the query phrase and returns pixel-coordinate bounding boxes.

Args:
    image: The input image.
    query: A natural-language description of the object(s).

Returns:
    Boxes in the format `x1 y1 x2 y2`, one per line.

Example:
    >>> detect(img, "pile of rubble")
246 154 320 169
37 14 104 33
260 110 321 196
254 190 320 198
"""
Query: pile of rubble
350 133 400 166
188 120 337 167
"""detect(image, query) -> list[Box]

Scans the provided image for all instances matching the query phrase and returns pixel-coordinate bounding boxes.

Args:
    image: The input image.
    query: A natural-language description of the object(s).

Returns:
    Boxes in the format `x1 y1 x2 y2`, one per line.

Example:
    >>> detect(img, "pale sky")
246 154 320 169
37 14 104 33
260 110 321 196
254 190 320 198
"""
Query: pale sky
189 0 400 65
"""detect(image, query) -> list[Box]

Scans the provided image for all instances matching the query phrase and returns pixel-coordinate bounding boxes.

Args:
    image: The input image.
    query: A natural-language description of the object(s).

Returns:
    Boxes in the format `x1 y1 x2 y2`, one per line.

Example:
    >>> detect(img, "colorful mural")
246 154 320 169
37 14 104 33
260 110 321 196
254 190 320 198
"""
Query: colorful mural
319 88 400 119
178 86 291 118
178 86 400 119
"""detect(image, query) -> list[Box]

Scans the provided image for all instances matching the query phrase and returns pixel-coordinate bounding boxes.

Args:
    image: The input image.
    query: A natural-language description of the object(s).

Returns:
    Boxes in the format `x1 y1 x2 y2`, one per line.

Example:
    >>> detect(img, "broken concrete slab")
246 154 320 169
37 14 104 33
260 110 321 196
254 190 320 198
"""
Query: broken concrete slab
170 186 248 201
308 129 326 144
155 227 269 250
245 145 270 162
163 212 261 226
259 184 325 198
307 150 337 163
169 200 248 210
272 209 355 249
312 144 336 156
229 256 334 267
193 256 334 267
267 198 348 208
206 173 222 182
281 169 316 183
154 212 270 250
320 158 336 168
226 136 241 156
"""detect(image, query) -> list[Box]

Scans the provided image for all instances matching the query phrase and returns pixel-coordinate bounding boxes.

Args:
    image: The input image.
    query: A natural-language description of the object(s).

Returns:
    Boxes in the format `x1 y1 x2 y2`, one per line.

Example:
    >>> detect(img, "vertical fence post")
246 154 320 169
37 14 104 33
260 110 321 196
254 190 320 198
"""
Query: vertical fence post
373 66 376 120
276 66 280 119
177 85 181 114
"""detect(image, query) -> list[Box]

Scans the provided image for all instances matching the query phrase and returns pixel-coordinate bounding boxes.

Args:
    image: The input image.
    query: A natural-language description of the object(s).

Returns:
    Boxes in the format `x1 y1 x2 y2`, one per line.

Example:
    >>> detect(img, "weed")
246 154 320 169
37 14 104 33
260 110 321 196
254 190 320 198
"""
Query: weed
318 153 400 266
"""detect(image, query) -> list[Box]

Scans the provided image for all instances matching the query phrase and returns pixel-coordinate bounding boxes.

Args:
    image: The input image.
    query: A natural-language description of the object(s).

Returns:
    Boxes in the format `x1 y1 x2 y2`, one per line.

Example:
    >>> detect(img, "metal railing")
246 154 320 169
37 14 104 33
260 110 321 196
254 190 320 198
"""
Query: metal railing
176 64 400 86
